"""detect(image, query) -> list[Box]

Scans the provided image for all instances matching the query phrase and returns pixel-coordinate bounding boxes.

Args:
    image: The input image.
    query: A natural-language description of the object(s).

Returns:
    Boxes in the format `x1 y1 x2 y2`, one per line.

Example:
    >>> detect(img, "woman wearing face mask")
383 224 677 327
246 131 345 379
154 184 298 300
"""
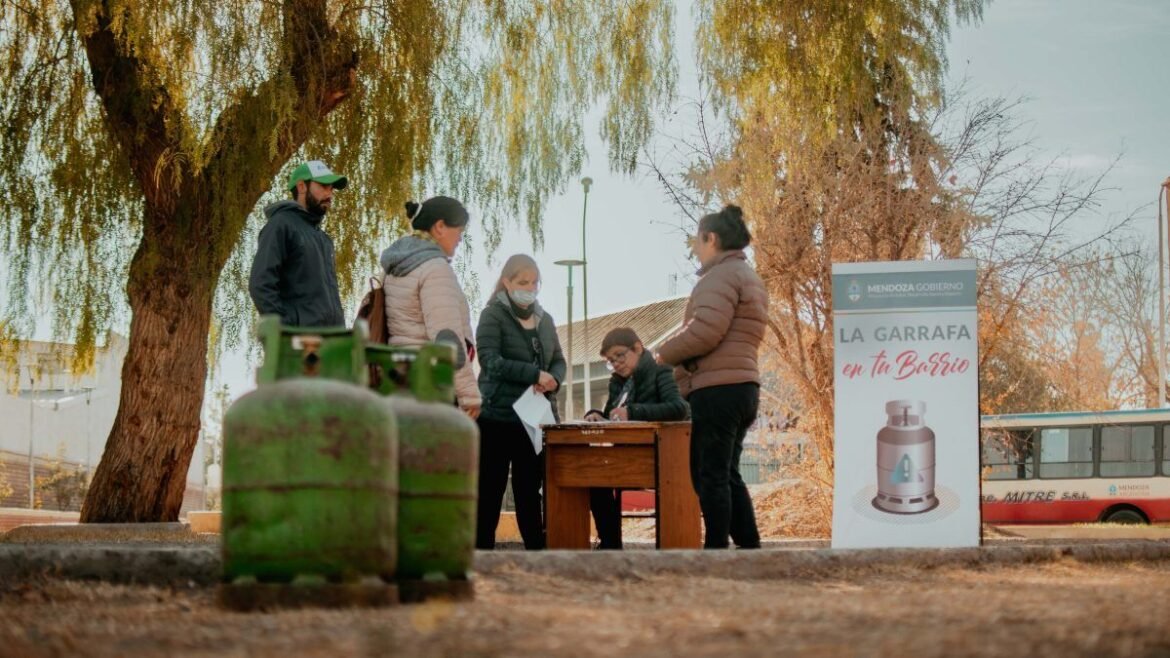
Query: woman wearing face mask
584 327 689 549
655 204 767 550
474 254 566 550
380 196 480 419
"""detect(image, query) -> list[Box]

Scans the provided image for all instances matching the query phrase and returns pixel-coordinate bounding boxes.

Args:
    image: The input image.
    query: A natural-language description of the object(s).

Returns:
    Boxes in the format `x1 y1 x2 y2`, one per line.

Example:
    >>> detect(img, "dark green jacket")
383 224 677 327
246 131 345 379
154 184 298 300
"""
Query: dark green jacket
590 350 689 422
476 294 567 423
248 201 345 327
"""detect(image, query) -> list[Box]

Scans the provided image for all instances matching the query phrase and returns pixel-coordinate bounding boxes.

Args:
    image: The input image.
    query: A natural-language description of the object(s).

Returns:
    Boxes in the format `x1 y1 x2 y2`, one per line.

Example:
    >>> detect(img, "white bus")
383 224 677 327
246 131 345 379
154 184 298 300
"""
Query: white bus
981 408 1170 524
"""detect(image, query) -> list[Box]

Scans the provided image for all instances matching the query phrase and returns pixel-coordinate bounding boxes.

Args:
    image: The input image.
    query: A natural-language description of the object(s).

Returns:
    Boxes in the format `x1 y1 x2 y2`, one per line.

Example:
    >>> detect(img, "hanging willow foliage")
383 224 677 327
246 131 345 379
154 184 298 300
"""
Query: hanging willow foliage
0 0 676 521
696 0 983 143
0 0 677 358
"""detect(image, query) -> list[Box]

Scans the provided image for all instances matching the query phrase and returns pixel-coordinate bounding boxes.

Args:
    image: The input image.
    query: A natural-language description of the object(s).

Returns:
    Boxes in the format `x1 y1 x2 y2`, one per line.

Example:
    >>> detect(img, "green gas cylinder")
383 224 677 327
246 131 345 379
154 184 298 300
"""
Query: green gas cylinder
221 378 398 584
367 343 479 590
255 315 367 385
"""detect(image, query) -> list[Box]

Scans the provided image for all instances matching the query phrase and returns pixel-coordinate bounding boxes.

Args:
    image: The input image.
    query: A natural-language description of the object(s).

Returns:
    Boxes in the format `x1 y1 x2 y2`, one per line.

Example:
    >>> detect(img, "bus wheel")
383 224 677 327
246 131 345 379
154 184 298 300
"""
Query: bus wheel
1103 508 1147 525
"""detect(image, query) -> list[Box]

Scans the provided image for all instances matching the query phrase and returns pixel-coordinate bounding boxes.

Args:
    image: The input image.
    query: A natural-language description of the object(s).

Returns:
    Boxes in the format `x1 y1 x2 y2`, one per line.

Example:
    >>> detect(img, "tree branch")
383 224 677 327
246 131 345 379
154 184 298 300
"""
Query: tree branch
200 0 362 253
70 0 187 211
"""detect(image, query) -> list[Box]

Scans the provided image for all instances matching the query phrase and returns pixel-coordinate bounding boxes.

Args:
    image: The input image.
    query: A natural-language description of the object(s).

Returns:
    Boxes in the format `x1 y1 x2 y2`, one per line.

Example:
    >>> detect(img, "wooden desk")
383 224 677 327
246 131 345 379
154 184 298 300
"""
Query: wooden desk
543 421 701 549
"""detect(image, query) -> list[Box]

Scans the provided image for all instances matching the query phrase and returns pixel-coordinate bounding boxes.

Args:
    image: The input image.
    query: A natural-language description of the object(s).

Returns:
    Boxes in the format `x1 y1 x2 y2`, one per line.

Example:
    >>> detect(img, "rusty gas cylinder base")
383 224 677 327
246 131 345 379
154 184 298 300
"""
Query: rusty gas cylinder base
398 576 475 604
217 577 399 612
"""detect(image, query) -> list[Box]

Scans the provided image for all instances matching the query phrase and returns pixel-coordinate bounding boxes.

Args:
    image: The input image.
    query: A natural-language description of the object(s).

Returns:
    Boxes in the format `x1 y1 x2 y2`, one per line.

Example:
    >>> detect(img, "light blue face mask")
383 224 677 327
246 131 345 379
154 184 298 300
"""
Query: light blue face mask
509 288 538 307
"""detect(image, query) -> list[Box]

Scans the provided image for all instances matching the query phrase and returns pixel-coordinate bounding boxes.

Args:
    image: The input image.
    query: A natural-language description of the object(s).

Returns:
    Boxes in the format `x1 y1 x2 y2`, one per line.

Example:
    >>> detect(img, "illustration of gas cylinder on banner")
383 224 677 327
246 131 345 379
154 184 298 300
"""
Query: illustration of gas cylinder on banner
872 400 939 515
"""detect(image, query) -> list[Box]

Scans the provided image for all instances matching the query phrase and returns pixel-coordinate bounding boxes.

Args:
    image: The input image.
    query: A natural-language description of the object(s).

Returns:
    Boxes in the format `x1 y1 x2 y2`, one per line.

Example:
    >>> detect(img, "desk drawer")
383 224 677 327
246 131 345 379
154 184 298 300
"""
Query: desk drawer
544 428 657 445
547 445 656 488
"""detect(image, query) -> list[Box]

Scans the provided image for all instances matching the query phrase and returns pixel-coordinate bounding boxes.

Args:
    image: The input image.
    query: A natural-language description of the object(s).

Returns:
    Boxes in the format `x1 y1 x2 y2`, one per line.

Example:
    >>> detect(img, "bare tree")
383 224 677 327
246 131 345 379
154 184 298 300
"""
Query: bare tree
1099 246 1165 407
1023 261 1126 410
649 90 1131 536
1022 244 1164 410
939 96 1134 380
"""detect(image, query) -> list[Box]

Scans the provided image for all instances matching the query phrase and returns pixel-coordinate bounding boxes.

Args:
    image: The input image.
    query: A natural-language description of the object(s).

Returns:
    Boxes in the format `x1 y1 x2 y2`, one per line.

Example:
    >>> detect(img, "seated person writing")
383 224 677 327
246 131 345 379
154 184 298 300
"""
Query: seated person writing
584 328 689 549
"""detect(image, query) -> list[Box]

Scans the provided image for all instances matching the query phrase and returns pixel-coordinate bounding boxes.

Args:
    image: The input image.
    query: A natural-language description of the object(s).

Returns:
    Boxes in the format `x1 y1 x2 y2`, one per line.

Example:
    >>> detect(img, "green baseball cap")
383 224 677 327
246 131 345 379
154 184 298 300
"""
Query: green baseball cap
287 160 349 191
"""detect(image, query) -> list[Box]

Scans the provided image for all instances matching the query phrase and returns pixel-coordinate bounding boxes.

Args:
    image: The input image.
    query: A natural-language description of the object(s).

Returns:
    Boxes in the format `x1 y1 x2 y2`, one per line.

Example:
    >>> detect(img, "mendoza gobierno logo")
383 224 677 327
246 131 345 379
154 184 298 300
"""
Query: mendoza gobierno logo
847 280 862 303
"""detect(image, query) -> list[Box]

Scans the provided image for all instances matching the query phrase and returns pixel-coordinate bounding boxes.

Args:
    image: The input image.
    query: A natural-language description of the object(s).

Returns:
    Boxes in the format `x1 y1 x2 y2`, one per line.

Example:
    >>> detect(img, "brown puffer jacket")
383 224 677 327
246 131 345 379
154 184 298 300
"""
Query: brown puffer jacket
656 250 768 397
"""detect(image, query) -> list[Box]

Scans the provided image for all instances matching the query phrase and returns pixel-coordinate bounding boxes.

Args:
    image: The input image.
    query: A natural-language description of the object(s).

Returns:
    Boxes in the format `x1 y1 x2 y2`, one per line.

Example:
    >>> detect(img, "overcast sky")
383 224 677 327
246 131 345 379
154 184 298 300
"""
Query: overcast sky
4 2 1166 414
203 0 1170 405
460 0 1169 339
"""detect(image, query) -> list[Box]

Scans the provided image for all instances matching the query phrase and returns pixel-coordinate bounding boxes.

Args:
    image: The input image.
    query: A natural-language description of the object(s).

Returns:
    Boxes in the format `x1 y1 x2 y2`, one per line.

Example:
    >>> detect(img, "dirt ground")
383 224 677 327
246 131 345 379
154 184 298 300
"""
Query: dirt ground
3 558 1170 658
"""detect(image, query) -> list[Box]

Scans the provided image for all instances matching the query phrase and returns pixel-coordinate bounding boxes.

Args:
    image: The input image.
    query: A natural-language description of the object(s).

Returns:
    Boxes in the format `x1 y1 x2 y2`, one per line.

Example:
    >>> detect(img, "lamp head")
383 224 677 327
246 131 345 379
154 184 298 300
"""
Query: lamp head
580 176 593 193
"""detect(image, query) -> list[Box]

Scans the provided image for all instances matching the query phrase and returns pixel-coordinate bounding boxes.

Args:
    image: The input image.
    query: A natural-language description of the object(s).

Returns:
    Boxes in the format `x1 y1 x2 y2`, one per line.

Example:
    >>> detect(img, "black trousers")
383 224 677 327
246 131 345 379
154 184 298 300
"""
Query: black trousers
589 487 622 549
476 417 546 550
689 382 761 549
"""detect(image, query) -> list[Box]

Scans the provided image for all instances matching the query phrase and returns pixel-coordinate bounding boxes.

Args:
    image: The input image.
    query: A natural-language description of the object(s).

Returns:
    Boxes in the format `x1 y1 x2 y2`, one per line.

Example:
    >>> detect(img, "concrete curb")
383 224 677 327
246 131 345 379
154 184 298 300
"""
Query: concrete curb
475 540 1170 581
3 539 1170 589
0 544 221 587
0 523 214 545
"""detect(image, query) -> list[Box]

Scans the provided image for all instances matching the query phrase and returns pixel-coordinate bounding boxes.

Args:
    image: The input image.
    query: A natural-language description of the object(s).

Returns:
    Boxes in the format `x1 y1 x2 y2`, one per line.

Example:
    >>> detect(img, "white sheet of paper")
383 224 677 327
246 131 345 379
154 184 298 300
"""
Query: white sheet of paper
511 386 557 455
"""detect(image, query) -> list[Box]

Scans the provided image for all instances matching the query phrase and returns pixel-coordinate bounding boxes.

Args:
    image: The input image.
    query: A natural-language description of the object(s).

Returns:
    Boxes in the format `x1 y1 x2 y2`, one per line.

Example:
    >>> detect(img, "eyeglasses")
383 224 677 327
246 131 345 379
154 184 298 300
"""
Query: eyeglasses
604 348 631 370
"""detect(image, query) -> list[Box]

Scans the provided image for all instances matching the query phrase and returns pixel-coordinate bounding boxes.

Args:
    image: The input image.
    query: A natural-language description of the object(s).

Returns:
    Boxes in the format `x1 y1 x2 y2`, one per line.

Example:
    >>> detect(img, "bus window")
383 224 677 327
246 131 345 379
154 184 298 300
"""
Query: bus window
1100 425 1155 477
1163 425 1170 477
982 429 1034 480
1039 427 1093 478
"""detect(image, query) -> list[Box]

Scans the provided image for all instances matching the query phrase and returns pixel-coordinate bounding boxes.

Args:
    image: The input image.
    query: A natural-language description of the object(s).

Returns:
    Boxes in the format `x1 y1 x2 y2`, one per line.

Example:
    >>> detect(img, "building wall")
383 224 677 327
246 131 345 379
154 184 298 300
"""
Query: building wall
0 334 207 511
0 335 125 468
0 385 118 472
0 449 88 511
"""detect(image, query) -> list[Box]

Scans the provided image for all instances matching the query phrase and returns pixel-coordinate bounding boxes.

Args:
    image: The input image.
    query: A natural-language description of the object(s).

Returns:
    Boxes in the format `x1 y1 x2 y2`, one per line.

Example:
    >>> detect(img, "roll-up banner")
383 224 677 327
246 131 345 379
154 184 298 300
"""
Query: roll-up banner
831 259 980 549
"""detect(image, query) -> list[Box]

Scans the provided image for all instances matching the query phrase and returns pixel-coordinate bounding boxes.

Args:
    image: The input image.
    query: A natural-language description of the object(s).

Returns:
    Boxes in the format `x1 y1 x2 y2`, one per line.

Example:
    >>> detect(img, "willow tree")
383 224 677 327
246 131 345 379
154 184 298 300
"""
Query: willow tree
0 0 675 521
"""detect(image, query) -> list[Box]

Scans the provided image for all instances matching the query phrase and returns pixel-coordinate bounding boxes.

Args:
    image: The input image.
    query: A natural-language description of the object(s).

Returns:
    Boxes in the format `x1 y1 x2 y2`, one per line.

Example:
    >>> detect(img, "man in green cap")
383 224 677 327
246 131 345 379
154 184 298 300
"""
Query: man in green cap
248 160 350 327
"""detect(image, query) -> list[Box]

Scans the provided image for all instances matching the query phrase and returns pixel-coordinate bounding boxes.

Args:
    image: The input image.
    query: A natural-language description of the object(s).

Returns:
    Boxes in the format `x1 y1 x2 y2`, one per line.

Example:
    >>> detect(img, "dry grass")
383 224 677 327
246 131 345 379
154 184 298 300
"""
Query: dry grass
3 559 1170 657
753 478 830 539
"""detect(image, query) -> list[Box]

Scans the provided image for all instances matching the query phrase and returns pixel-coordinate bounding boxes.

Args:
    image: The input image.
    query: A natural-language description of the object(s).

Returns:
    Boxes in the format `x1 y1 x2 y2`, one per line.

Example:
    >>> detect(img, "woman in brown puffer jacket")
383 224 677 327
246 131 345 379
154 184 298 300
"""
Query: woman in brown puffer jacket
655 204 767 549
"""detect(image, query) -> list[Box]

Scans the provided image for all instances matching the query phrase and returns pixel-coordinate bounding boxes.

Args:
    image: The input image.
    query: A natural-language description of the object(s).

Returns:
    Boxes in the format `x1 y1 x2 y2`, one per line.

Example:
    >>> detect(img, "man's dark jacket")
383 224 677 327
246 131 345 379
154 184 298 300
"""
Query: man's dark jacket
476 294 566 424
248 200 345 327
592 350 690 421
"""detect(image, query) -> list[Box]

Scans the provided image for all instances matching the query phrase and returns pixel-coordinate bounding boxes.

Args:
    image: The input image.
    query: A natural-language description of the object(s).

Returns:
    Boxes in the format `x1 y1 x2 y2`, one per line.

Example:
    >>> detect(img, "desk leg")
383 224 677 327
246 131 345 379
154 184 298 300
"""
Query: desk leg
545 481 591 549
656 426 702 549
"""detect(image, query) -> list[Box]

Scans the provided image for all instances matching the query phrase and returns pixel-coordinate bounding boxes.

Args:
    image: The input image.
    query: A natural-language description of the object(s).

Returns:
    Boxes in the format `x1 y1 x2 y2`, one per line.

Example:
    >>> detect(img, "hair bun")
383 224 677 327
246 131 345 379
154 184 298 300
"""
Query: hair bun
715 203 751 248
405 200 425 229
405 196 468 232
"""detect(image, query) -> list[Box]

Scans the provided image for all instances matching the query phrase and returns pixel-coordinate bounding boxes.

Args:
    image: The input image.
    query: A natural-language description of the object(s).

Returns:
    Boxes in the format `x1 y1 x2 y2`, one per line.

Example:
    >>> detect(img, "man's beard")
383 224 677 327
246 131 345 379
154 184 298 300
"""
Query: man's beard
306 190 330 217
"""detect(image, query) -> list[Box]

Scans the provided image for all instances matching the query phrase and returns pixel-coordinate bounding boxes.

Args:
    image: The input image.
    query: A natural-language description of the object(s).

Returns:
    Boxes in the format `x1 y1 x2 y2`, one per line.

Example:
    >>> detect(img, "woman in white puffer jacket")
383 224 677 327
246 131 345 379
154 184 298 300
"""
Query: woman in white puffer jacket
380 196 481 419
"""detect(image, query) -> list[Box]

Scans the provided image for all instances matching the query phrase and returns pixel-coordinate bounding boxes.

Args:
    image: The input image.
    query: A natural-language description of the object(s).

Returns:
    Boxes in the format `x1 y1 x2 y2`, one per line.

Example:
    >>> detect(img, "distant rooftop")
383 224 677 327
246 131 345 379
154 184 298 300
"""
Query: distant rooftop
0 332 128 355
555 296 687 366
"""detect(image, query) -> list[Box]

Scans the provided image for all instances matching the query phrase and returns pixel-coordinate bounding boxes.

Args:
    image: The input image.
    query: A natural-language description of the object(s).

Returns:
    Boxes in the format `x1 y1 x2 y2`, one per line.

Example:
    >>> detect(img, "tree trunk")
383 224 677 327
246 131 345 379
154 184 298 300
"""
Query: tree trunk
72 0 358 523
80 239 215 522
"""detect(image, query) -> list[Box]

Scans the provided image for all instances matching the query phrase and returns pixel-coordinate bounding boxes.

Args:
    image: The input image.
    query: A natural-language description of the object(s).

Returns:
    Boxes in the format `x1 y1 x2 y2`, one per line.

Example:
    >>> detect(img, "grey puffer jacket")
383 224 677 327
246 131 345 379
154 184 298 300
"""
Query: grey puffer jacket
381 235 481 408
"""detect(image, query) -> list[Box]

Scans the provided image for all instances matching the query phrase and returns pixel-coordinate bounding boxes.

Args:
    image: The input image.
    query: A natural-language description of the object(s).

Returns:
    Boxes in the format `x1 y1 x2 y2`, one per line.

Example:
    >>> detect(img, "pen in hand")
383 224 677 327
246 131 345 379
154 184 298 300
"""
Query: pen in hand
609 391 630 421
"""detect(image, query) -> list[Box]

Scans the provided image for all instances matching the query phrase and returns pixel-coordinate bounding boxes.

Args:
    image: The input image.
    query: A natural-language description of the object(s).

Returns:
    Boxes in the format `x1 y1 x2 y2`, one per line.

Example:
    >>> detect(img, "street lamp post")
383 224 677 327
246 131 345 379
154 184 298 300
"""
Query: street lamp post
555 258 586 419
1161 177 1170 407
84 388 93 473
26 366 35 509
580 177 593 414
